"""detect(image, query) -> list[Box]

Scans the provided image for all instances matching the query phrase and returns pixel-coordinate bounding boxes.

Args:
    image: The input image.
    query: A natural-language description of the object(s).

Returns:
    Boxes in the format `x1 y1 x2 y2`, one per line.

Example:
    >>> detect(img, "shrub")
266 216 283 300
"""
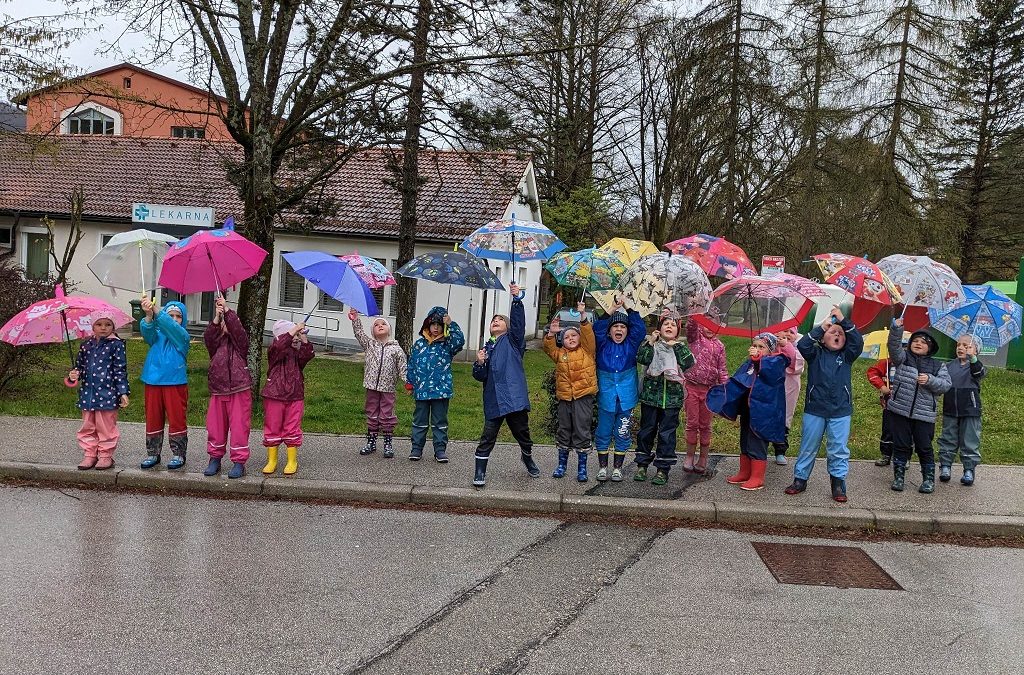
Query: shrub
0 261 60 395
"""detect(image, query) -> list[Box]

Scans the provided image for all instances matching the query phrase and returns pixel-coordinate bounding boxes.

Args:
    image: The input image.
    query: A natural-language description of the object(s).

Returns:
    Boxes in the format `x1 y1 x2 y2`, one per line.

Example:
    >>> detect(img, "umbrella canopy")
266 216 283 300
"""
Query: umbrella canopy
396 250 505 291
863 329 912 361
544 248 628 291
282 251 378 316
928 284 1023 351
460 214 566 263
664 234 757 279
338 253 396 290
813 253 901 329
87 229 178 296
158 221 269 295
692 275 820 337
877 254 965 313
617 253 713 318
591 238 659 313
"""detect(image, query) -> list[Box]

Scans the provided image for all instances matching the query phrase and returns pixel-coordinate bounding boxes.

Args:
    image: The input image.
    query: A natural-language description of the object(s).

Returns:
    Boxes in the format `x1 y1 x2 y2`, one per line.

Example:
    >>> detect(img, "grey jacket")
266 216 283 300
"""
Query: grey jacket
886 326 952 423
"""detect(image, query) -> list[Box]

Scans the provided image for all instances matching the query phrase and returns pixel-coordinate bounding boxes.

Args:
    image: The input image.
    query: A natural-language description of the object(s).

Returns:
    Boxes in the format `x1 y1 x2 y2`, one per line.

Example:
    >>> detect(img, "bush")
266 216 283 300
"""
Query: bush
0 261 60 395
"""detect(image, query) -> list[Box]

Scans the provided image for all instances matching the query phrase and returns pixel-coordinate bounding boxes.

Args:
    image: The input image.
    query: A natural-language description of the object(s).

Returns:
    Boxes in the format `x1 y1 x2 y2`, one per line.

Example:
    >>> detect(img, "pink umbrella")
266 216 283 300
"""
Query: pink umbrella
158 219 268 295
338 252 396 289
0 285 133 365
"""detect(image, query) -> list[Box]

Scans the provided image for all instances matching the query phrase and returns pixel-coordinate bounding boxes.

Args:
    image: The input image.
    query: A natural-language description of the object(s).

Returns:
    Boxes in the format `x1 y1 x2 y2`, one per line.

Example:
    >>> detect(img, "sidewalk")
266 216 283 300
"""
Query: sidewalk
2 415 1021 537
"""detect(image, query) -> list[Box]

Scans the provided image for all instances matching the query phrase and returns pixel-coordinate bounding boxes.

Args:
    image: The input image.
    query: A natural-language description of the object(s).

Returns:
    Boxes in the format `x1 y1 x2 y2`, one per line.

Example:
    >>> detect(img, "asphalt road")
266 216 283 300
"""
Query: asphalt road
1 485 1021 675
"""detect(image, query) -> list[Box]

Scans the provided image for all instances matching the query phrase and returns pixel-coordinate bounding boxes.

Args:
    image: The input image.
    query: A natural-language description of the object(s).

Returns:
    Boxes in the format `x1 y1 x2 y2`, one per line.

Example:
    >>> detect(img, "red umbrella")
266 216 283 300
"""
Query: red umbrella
665 234 757 279
692 275 823 338
812 253 901 329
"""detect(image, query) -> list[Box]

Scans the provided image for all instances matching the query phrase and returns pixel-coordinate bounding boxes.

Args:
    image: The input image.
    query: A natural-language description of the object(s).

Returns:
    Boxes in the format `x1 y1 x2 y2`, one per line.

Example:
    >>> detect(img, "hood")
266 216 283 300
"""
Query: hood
162 301 188 324
420 306 448 340
909 330 939 357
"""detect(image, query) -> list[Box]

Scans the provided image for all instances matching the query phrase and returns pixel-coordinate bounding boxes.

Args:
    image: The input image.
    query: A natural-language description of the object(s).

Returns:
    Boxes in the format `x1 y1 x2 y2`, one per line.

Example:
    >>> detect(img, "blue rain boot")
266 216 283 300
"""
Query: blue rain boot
228 462 246 479
141 455 160 470
961 468 975 486
576 451 589 482
552 448 569 478
203 457 221 476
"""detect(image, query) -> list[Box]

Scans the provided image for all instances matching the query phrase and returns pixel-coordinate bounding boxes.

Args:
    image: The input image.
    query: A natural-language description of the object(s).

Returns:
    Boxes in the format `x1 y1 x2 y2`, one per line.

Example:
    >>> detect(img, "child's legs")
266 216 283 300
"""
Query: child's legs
823 416 852 479
911 419 936 467
794 413 826 480
93 410 120 459
228 391 253 464
937 415 960 467
77 412 99 458
698 396 712 448
144 384 167 450
411 399 430 451
612 403 633 455
879 408 894 458
739 413 768 462
889 413 914 465
365 391 383 432
475 416 504 458
430 399 450 452
653 407 680 470
683 383 703 446
635 404 659 466
377 392 398 434
282 400 304 447
594 407 614 451
960 417 982 469
555 399 573 449
165 385 189 456
263 398 286 448
506 410 533 453
570 395 594 450
207 395 229 458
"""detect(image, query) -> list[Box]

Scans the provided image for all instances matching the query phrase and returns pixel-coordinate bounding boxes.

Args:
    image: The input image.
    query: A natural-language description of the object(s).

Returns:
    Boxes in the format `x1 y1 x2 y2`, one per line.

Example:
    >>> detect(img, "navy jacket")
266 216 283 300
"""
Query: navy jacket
943 358 986 418
797 318 864 418
73 336 130 411
707 353 789 443
473 297 530 420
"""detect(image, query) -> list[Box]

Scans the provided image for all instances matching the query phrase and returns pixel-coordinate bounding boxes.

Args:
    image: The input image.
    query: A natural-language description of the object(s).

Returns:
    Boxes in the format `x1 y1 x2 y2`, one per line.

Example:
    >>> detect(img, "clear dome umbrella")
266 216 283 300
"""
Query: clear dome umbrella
88 229 179 299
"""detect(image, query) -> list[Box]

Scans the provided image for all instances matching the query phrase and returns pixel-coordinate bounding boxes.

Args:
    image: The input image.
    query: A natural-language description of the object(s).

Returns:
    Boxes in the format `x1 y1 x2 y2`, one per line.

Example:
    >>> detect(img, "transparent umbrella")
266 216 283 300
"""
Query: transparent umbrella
87 229 178 298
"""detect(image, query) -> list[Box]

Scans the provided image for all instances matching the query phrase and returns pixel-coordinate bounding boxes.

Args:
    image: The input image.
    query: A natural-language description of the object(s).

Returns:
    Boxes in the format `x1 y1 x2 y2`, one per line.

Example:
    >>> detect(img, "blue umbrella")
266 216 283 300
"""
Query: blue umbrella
396 250 505 291
282 251 379 317
928 284 1022 351
460 213 566 265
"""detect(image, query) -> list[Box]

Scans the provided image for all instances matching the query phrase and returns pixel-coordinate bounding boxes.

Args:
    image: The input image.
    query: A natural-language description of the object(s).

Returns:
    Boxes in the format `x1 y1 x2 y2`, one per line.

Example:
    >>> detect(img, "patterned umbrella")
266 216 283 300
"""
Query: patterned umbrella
337 252 396 289
460 213 566 266
877 254 965 314
928 284 1023 351
813 253 901 329
617 253 713 318
665 234 757 279
592 238 659 313
396 250 505 290
692 275 821 337
544 248 627 291
158 218 268 295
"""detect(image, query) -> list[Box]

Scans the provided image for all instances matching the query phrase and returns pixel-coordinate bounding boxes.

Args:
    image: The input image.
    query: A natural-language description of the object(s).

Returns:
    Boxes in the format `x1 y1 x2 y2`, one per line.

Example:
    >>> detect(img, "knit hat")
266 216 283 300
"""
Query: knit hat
273 319 295 339
492 313 509 326
754 332 778 353
373 317 392 337
658 315 681 332
608 311 629 329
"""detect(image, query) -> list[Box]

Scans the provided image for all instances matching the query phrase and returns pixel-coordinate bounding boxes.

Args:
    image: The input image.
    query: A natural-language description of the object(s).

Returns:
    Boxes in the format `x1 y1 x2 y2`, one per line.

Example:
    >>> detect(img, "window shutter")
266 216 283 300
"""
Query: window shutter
279 254 305 308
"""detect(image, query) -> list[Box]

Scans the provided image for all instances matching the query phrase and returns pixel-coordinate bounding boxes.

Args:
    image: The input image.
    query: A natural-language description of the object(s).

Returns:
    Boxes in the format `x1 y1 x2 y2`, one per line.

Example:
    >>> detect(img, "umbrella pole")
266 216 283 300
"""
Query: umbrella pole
446 285 452 311
60 309 74 368
302 298 321 324
207 249 223 298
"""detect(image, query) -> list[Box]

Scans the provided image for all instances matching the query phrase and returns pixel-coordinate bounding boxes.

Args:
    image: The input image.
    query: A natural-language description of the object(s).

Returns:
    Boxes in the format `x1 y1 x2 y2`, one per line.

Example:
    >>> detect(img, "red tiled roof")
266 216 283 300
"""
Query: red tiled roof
0 135 531 241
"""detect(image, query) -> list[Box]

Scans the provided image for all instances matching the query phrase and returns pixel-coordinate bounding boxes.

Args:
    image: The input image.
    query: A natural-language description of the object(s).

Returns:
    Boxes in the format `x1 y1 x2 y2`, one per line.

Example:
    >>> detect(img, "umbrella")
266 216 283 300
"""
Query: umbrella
158 219 269 296
877 254 965 327
396 249 505 308
544 248 627 291
664 234 757 279
928 284 1023 351
592 238 659 313
460 213 566 286
812 253 901 329
282 251 378 317
0 284 133 366
87 229 178 298
692 275 822 337
616 252 713 318
863 329 912 361
338 252 396 290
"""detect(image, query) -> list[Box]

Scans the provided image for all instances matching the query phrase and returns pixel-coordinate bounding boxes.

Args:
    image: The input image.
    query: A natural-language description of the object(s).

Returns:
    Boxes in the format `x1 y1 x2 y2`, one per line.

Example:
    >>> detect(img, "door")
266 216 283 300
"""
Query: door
25 232 49 280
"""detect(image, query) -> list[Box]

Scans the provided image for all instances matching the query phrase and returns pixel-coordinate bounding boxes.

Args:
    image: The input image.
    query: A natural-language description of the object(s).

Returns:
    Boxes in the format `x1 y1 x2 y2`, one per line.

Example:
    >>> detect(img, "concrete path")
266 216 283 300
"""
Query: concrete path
2 415 1021 537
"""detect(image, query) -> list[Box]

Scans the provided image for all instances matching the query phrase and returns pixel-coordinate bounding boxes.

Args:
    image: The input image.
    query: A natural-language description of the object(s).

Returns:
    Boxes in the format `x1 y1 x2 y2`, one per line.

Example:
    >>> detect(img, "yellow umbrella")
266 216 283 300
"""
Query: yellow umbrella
592 238 659 313
862 329 910 361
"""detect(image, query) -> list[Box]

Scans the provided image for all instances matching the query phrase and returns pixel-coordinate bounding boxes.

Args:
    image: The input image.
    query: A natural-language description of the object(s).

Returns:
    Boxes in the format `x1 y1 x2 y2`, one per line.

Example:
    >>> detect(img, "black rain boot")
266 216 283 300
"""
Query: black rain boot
521 450 540 477
473 456 489 487
360 431 378 455
141 433 163 469
382 433 395 459
891 462 906 492
576 451 589 482
919 463 935 494
596 452 609 481
830 475 848 502
552 448 569 478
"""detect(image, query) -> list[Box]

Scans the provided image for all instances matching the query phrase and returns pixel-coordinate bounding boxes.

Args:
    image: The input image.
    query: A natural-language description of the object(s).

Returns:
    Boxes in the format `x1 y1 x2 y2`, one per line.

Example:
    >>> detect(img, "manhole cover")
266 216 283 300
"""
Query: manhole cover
751 542 903 590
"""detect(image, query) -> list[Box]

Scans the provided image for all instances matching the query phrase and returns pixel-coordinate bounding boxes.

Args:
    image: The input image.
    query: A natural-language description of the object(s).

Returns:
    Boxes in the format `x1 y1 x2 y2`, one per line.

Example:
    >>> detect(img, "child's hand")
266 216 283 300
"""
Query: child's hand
917 374 928 384
576 301 586 313
476 349 487 364
443 314 451 325
141 298 155 317
348 308 358 321
893 317 904 329
292 322 306 335
829 305 844 323
68 369 79 383
880 385 891 396
748 346 760 358
647 330 660 344
613 294 624 310
119 395 129 408
548 317 561 336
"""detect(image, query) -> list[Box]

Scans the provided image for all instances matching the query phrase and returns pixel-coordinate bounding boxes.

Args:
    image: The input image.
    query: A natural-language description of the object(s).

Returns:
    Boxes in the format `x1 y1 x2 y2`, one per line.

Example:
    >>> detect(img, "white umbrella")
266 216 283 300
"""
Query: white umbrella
88 229 179 298
877 254 965 315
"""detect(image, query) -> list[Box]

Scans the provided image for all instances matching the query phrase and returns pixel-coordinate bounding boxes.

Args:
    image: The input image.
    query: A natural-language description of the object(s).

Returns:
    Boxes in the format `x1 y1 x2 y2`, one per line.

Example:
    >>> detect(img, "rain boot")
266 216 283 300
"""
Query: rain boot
784 477 807 495
961 467 975 486
167 434 187 471
204 457 222 476
576 451 589 482
473 456 489 487
830 475 848 503
726 454 752 485
939 465 952 482
283 446 298 475
682 443 696 473
262 446 278 475
382 433 395 459
552 448 569 478
360 430 378 456
596 452 609 481
228 462 245 479
141 432 162 469
919 463 935 494
891 462 906 492
694 446 710 475
522 450 540 477
611 453 625 482
740 459 767 491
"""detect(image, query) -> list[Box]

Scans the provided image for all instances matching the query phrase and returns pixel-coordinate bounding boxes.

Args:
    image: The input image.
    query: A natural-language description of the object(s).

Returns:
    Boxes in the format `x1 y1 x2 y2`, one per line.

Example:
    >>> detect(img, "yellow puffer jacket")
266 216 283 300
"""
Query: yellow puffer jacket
543 322 598 400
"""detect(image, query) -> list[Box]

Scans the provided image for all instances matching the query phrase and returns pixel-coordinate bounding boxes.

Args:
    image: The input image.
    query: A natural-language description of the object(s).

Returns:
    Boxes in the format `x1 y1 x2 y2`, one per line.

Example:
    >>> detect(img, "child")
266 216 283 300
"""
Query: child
261 320 314 475
684 317 729 475
708 332 793 491
885 319 951 493
785 307 863 501
350 308 408 458
937 335 986 486
593 298 646 482
771 327 804 466
544 302 598 482
406 307 465 462
472 284 540 487
866 356 895 467
66 312 130 470
203 296 252 479
139 298 190 471
634 313 695 486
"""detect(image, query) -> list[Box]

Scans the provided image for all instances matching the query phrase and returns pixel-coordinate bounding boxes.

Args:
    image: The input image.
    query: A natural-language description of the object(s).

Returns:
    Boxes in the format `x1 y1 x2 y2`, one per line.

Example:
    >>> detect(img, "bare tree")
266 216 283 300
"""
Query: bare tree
43 184 86 287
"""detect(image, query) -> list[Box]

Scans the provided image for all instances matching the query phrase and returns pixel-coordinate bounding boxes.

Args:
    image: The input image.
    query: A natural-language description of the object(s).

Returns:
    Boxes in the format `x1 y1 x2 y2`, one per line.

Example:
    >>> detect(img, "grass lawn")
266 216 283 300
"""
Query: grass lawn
2 336 1022 464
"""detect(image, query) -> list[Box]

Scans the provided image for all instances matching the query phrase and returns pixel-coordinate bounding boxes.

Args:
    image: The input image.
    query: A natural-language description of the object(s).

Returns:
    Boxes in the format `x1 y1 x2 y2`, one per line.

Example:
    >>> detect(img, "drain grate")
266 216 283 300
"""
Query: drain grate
751 542 903 590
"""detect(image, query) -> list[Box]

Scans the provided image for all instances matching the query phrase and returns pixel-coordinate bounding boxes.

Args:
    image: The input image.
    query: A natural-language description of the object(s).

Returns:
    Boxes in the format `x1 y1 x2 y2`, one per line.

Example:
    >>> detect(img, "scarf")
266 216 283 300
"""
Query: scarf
647 340 686 384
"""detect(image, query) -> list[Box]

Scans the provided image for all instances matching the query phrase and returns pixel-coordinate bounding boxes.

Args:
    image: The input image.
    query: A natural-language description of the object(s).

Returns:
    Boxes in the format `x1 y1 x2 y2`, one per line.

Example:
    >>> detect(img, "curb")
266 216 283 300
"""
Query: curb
2 460 1022 539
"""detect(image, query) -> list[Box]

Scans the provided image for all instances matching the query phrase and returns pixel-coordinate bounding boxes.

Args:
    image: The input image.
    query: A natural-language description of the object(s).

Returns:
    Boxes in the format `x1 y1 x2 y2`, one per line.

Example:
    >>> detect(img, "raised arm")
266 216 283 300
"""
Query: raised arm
267 333 292 367
581 321 596 357
509 296 526 355
842 320 864 360
155 311 190 356
448 321 466 357
887 323 906 367
351 315 370 350
797 327 822 363
626 311 647 351
223 310 249 355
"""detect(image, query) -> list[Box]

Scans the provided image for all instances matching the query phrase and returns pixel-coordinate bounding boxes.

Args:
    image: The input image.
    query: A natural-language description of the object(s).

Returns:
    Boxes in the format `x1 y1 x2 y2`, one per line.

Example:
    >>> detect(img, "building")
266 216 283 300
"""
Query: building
0 134 545 354
0 102 25 132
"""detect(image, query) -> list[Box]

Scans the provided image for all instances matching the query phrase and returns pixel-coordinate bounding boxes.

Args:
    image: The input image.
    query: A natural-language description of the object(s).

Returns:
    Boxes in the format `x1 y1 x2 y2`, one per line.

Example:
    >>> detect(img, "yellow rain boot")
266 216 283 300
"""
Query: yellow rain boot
283 446 298 475
262 446 279 475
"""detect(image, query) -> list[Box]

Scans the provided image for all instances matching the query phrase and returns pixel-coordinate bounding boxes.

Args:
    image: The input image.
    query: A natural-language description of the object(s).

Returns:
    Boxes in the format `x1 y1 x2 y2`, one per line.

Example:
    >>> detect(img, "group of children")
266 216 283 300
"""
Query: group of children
65 286 988 499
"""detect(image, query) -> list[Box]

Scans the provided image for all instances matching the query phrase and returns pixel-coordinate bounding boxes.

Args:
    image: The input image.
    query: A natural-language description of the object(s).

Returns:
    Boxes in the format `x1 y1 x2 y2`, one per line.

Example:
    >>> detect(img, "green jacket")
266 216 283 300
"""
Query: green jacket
636 341 695 409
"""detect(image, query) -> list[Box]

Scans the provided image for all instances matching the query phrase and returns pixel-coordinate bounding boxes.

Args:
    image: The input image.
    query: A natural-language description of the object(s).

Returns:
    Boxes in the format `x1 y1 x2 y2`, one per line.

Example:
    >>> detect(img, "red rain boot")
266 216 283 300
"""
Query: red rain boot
740 459 768 491
726 454 752 484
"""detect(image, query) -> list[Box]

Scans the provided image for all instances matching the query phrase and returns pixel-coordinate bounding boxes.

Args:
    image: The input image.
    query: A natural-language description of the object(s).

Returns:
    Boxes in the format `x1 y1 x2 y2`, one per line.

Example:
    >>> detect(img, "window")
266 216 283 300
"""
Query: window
320 290 344 312
100 233 115 250
0 228 11 246
24 232 50 280
171 126 206 139
67 109 115 135
279 253 305 308
123 77 132 89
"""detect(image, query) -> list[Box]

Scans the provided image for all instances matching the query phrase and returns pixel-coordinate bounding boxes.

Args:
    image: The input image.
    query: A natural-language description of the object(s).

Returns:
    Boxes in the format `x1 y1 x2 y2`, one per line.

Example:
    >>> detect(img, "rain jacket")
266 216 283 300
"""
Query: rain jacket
684 320 729 387
797 318 864 419
407 306 466 400
867 358 893 409
636 340 695 409
140 301 190 386
886 327 952 423
543 322 598 401
473 297 530 419
353 317 408 393
204 309 252 396
942 358 986 418
783 339 805 428
706 345 795 444
593 310 646 412
71 336 130 411
262 334 315 402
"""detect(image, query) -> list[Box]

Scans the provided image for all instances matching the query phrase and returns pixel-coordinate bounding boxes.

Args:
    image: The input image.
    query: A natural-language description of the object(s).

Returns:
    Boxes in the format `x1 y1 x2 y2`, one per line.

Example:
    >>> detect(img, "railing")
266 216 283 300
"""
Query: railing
264 305 344 350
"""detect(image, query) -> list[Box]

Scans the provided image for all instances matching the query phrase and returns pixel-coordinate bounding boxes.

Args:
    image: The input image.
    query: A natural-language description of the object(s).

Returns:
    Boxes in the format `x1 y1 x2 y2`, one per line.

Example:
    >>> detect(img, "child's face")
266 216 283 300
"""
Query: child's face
609 323 628 344
660 320 678 341
751 339 770 357
428 323 443 338
92 318 114 338
699 325 716 340
490 315 507 337
909 336 930 355
372 319 390 340
562 330 580 350
166 309 183 325
291 334 302 348
823 324 846 350
956 338 977 359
